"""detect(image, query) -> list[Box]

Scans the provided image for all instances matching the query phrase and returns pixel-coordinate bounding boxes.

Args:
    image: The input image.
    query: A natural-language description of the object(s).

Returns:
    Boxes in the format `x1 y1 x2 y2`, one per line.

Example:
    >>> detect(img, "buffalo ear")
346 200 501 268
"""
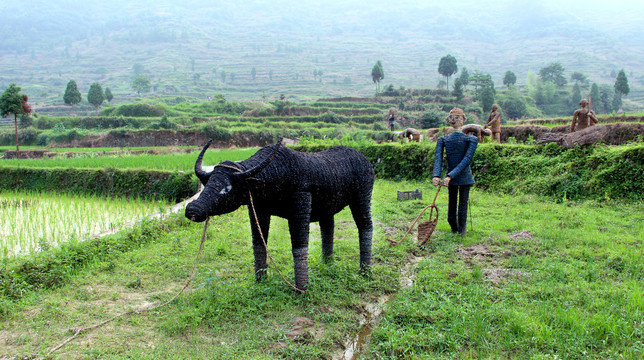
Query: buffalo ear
237 177 263 191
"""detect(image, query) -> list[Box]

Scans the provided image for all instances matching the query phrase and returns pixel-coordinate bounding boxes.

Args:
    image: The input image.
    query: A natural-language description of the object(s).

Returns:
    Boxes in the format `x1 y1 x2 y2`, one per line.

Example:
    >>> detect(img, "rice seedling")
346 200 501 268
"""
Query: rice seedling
0 190 171 258
0 148 259 172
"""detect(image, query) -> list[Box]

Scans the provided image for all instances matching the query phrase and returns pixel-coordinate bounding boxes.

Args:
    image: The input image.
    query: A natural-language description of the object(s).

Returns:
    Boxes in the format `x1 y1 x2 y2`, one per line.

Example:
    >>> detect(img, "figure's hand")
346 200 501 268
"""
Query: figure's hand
432 177 441 187
443 176 451 186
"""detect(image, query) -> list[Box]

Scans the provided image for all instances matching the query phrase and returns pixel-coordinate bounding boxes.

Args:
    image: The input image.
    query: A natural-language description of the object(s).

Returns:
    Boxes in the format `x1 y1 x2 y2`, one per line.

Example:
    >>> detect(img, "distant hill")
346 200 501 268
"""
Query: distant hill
1 0 643 111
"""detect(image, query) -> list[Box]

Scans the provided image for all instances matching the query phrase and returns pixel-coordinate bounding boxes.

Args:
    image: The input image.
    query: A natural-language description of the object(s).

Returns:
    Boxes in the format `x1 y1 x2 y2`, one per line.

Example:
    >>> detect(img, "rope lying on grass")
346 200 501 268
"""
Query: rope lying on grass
47 187 303 355
47 217 211 356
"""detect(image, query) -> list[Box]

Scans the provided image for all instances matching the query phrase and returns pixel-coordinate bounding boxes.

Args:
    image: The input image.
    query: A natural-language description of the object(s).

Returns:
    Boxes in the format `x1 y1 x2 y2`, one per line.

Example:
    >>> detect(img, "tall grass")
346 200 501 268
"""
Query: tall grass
0 190 170 258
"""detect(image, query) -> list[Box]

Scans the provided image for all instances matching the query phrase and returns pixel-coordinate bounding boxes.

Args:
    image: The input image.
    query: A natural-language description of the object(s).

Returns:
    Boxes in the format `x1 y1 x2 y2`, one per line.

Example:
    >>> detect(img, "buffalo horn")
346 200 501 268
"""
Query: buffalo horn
194 139 213 184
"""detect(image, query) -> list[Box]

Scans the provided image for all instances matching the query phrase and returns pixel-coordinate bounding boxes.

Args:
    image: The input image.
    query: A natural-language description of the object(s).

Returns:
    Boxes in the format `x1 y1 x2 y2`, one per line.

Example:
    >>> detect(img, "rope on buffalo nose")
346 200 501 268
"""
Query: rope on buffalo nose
47 217 211 356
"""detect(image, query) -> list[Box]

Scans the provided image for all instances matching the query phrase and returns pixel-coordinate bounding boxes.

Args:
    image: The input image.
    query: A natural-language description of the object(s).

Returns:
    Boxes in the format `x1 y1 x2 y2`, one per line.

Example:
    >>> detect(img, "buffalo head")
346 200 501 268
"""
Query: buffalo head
185 138 281 222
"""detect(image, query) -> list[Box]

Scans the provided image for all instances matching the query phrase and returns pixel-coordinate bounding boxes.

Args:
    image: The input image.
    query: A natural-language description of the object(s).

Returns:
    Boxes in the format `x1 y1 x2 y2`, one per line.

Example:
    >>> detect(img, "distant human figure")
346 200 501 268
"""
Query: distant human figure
387 107 397 131
485 104 502 142
571 99 598 133
397 128 421 142
432 108 478 235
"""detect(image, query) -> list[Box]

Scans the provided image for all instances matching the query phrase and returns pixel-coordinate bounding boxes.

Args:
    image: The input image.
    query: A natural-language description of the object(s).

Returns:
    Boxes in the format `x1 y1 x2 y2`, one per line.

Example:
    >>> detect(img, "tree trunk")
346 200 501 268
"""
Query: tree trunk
14 114 19 158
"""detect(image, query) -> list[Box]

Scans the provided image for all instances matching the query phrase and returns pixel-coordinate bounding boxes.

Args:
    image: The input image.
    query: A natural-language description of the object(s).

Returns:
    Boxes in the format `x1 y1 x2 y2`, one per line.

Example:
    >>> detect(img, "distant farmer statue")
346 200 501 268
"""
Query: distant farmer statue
485 104 502 142
432 108 478 235
387 107 397 131
398 128 422 142
570 99 598 133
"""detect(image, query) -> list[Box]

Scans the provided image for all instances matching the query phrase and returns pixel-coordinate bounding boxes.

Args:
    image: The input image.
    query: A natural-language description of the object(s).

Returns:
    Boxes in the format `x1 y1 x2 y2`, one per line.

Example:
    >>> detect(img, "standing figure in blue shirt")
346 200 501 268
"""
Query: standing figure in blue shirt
432 108 478 235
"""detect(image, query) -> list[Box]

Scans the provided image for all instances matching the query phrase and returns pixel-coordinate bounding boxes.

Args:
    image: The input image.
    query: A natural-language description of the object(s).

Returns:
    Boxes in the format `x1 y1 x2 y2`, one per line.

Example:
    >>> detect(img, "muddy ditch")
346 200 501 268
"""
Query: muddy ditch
331 229 537 359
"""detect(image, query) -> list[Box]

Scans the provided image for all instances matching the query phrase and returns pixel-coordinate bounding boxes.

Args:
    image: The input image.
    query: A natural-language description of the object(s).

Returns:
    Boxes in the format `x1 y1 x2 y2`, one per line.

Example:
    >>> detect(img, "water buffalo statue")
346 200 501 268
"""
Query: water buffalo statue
185 138 374 291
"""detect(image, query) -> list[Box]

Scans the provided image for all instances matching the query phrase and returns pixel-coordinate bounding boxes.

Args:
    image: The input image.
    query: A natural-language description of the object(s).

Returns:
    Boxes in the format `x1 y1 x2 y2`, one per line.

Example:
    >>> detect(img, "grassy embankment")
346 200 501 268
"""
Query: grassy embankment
0 179 641 359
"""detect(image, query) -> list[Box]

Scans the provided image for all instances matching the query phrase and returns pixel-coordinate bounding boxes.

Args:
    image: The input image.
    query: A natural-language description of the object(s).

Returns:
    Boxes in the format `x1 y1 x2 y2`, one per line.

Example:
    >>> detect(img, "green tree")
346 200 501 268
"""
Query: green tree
503 70 517 88
458 67 470 89
612 92 622 112
131 74 152 95
452 77 464 101
221 70 226 83
0 83 30 155
419 107 447 129
571 83 582 110
133 63 145 75
438 54 458 90
480 85 495 113
500 91 527 119
570 71 589 88
599 84 614 113
268 70 274 81
251 67 256 81
538 62 567 87
541 81 556 104
371 60 384 91
63 80 82 110
589 83 600 112
469 70 493 98
614 69 630 99
105 87 113 103
87 82 105 110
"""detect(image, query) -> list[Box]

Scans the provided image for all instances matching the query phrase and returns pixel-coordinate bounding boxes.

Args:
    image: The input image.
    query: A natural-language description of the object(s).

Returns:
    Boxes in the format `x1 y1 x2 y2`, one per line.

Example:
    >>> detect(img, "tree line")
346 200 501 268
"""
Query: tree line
372 55 632 120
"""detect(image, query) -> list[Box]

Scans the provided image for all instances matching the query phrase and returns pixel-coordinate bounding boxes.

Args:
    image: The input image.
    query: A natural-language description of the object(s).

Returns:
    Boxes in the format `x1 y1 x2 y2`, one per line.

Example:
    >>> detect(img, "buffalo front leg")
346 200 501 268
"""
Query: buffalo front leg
249 210 271 282
319 216 334 263
289 192 312 291
350 198 373 272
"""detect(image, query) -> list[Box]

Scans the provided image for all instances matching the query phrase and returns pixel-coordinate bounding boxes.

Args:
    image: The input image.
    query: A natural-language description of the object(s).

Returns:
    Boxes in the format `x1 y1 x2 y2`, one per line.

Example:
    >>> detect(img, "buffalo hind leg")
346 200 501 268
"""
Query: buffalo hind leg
249 211 271 282
289 192 312 291
320 216 334 263
350 197 373 272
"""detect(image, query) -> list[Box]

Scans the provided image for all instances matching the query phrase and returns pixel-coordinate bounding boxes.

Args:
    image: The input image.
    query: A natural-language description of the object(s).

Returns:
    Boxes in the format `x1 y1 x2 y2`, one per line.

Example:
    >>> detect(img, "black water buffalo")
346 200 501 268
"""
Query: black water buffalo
185 138 374 291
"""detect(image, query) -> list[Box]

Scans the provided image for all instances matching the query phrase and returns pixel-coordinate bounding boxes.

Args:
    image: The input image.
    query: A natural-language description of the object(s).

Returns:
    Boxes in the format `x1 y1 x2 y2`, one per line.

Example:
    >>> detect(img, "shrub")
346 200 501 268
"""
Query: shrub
106 103 166 117
419 108 447 129
203 124 232 141
319 111 342 124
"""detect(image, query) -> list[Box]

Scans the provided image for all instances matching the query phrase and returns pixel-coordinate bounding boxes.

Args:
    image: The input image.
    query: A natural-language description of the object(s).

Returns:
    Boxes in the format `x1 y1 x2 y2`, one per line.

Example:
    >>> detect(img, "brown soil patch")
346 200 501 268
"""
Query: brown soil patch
509 231 534 240
483 267 532 284
456 244 496 260
456 244 532 284
285 317 324 344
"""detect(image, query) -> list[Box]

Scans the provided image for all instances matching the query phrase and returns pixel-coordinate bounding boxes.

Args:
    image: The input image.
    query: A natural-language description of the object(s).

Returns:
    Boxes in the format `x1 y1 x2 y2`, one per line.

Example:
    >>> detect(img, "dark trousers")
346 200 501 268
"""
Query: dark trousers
447 185 470 235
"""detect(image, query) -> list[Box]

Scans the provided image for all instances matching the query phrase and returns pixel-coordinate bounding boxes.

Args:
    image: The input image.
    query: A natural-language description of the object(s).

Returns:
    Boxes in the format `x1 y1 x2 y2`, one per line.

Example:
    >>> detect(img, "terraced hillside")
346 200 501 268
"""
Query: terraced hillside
1 0 643 112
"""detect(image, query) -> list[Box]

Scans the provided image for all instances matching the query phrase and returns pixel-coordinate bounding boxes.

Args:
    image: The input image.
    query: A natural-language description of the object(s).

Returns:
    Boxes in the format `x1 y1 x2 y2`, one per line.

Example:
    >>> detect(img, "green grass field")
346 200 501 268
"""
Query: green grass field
0 147 258 172
1 179 641 359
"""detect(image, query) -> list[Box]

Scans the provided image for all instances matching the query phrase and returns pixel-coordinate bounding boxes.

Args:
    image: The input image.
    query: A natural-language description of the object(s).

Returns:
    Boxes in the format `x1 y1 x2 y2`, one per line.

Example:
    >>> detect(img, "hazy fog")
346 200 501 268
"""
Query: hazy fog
1 0 643 102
